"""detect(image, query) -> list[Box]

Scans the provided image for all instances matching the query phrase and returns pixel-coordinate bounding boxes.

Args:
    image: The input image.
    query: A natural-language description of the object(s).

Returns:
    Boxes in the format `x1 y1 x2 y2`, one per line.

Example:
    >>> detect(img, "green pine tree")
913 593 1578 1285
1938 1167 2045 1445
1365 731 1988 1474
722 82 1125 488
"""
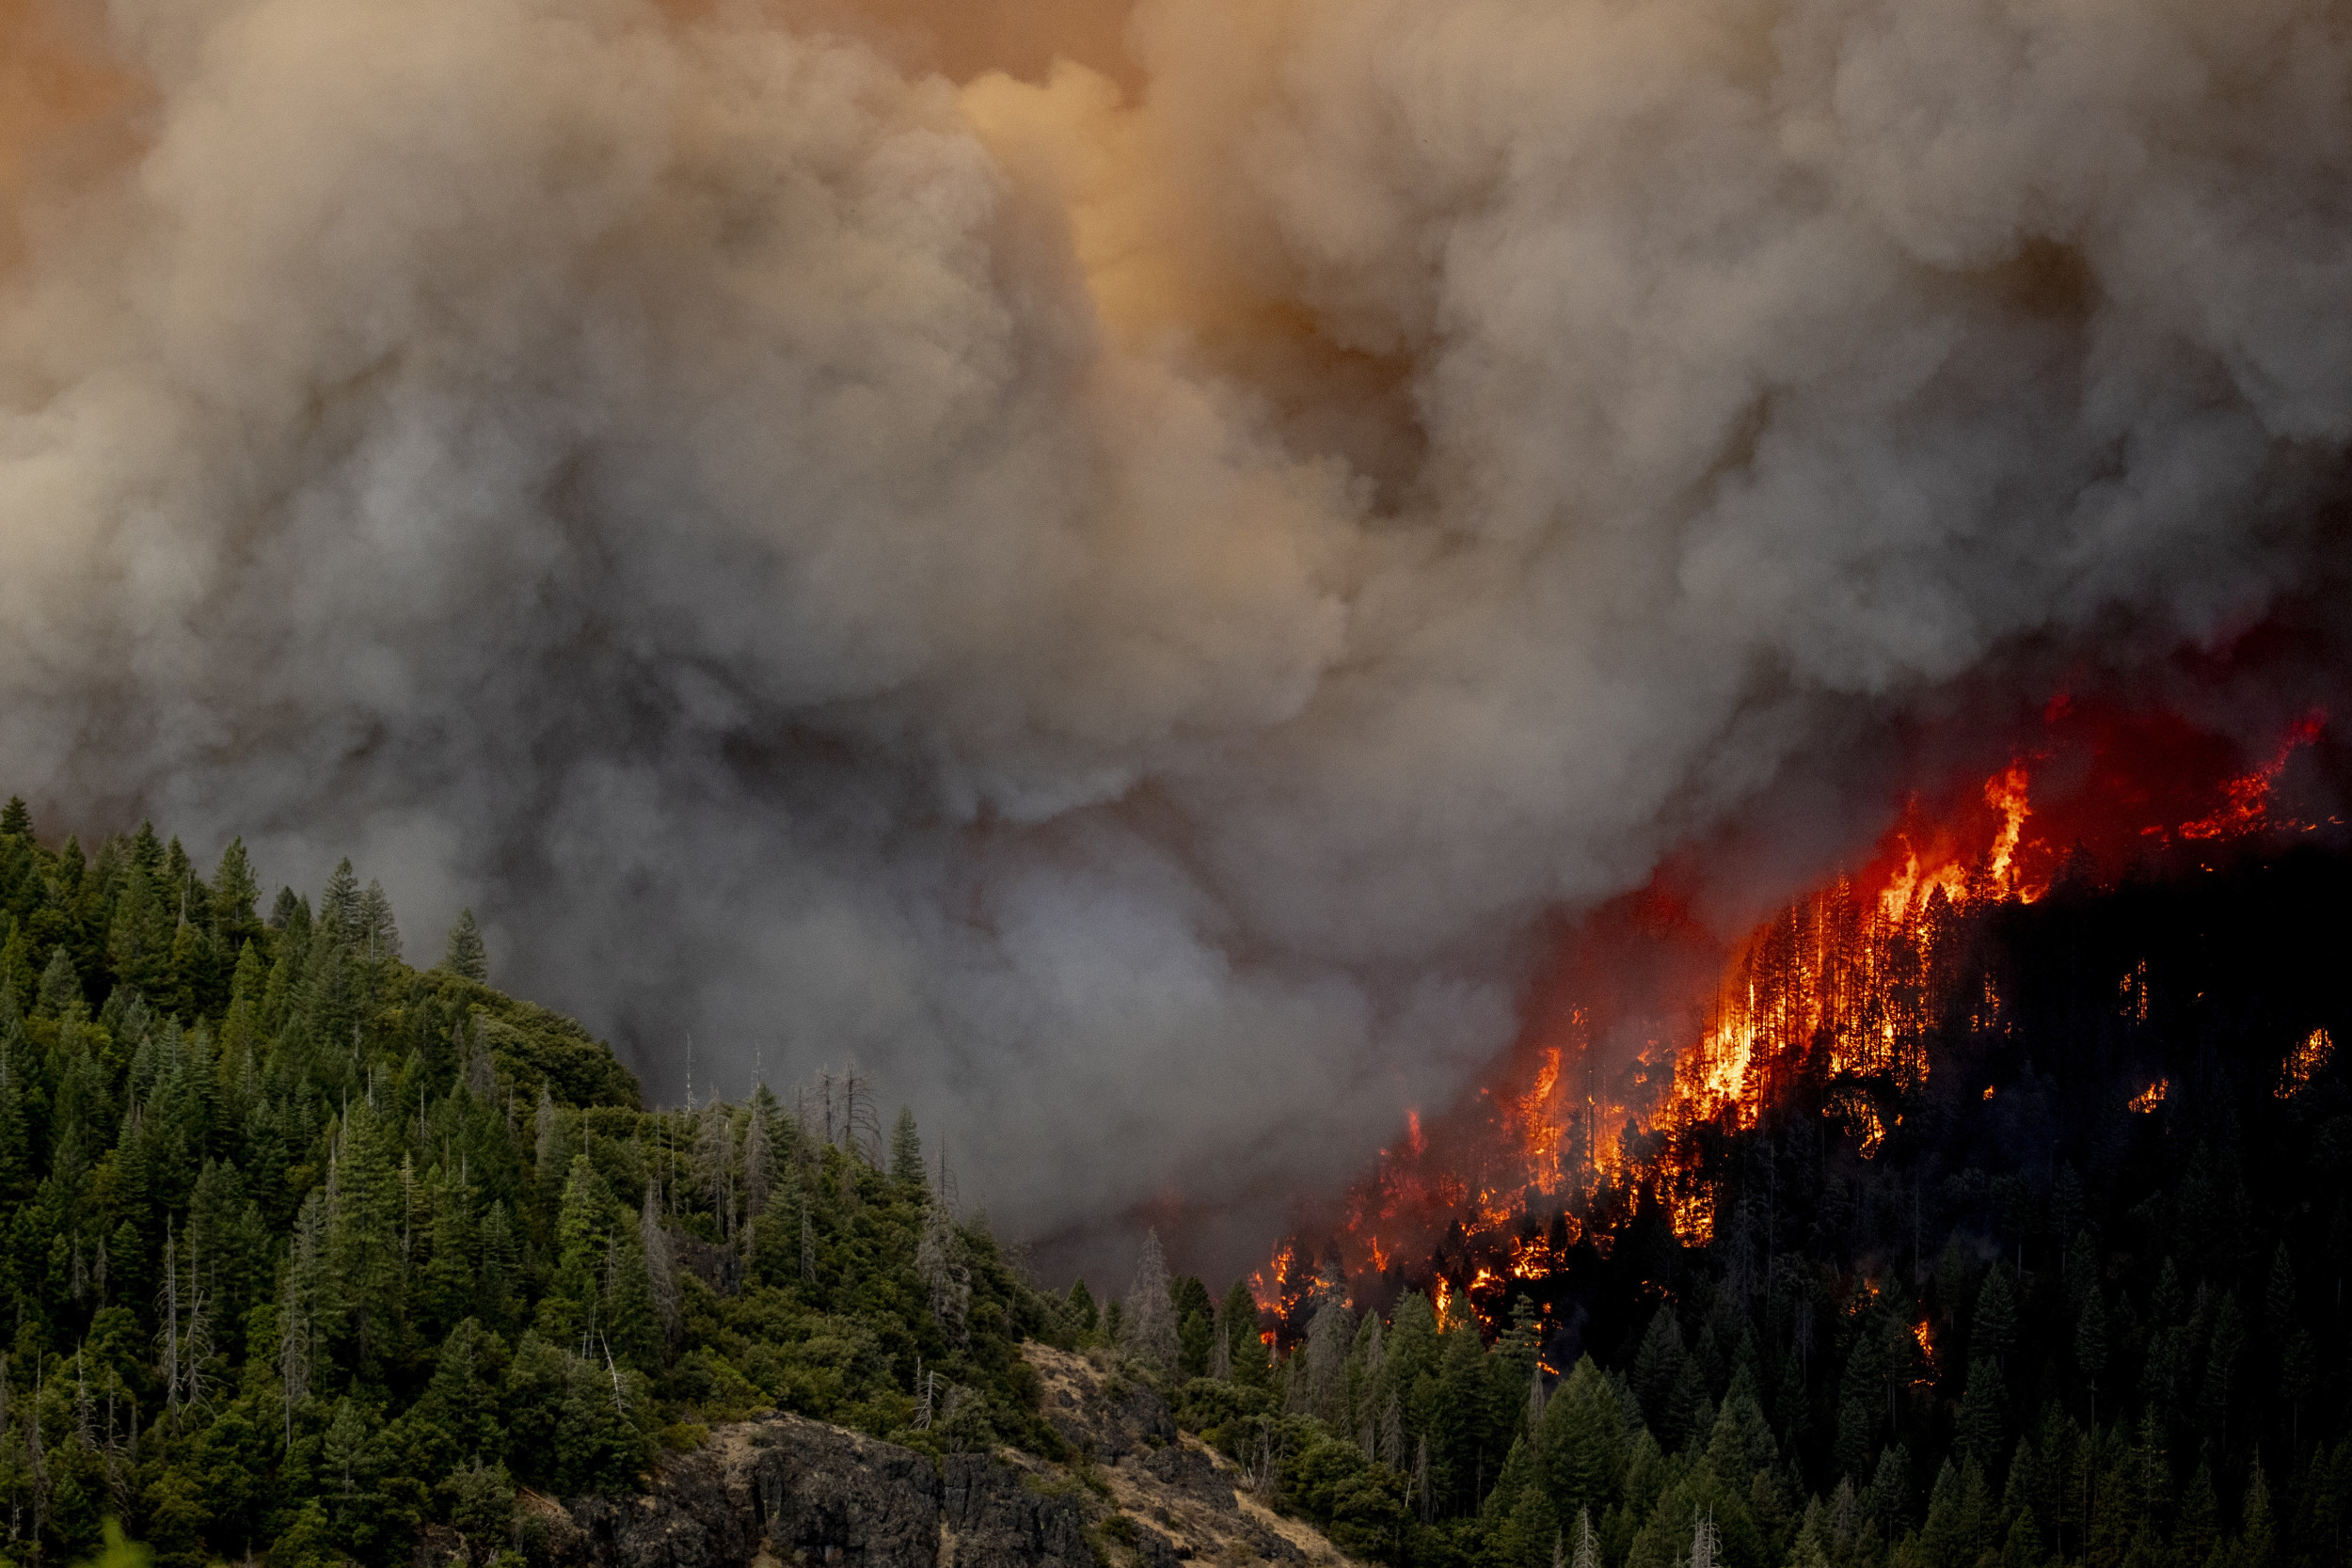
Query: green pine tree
439 910 488 982
888 1106 925 1194
211 838 262 937
320 859 360 945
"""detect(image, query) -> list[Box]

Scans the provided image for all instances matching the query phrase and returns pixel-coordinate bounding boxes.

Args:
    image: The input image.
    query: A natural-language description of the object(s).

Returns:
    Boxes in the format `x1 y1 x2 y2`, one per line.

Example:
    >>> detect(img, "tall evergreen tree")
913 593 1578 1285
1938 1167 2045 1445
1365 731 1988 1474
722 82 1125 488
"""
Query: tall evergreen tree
210 838 262 936
356 880 400 964
439 910 488 982
888 1107 925 1195
319 860 360 945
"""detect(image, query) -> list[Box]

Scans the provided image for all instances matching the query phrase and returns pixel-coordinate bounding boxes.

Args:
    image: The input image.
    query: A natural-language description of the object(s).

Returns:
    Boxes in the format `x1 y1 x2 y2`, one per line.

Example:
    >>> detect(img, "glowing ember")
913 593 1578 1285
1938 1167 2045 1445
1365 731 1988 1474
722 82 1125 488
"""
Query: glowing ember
2130 1079 2169 1114
2280 1028 2334 1100
2119 960 2149 1023
1981 1085 1996 1100
1509 1233 1566 1278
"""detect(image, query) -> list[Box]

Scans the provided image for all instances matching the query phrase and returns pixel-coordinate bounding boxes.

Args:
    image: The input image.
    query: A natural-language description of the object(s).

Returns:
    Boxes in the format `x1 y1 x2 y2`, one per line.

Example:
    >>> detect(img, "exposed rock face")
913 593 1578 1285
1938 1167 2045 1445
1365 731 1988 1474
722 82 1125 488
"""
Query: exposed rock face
1020 1346 1327 1566
529 1415 1091 1568
1029 1351 1179 1464
495 1346 1352 1568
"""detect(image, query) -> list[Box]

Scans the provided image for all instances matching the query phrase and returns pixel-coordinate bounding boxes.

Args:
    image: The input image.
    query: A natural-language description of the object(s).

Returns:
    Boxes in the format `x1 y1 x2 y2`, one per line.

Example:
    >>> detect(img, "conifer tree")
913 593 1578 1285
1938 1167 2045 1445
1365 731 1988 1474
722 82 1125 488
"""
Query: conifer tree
1122 1229 1180 1370
35 944 79 1018
270 885 310 937
1301 1298 1353 1421
889 1106 926 1194
742 1098 774 1220
640 1184 679 1343
0 921 31 1014
0 1048 25 1201
2076 1291 2107 1430
1974 1264 2017 1369
2201 1291 2243 1452
319 859 360 944
1955 1357 2008 1469
552 1154 607 1333
1221 1278 1263 1382
2265 1241 2296 1339
210 838 262 935
439 910 488 981
356 879 401 964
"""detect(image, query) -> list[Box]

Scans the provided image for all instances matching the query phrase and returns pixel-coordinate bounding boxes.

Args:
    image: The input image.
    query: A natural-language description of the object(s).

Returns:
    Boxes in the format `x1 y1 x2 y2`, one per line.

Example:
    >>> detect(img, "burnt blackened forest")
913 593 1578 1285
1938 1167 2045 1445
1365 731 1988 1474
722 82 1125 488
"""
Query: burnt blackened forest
1177 841 2352 1568
0 804 1073 1567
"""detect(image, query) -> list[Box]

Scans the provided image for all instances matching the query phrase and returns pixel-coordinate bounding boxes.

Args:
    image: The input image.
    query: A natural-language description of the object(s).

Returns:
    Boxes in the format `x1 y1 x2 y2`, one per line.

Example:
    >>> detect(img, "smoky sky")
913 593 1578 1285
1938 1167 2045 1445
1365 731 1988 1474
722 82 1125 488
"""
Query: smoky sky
0 0 2347 1274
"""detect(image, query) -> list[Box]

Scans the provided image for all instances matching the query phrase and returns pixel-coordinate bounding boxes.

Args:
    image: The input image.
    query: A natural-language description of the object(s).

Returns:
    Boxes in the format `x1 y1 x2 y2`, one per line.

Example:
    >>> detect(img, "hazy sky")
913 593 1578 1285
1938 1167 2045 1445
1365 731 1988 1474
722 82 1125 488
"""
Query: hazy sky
0 0 2345 1275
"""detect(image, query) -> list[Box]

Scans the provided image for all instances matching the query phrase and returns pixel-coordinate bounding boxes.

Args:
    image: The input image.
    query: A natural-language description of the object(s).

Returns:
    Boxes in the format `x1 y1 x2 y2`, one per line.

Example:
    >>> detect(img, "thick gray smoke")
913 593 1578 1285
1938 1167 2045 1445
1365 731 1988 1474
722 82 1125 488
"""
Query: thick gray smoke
0 0 2345 1269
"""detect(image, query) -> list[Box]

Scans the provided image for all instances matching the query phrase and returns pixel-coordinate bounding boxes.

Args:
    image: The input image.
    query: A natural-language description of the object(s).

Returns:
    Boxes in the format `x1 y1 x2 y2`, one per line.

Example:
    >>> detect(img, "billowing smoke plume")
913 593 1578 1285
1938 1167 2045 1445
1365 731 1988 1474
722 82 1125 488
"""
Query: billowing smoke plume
0 0 2346 1267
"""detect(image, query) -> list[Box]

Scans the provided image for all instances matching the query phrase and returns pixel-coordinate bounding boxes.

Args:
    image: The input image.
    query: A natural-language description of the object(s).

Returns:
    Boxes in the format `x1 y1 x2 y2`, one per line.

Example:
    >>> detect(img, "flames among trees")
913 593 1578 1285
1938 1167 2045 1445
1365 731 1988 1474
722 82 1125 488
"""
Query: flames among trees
1165 710 2352 1568
1257 705 2338 1336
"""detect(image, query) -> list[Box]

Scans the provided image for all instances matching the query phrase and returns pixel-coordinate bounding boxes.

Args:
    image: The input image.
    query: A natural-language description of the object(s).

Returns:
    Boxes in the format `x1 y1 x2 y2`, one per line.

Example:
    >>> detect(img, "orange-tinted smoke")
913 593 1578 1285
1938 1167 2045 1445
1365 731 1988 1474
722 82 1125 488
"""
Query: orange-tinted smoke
0 1 146 273
779 0 1140 87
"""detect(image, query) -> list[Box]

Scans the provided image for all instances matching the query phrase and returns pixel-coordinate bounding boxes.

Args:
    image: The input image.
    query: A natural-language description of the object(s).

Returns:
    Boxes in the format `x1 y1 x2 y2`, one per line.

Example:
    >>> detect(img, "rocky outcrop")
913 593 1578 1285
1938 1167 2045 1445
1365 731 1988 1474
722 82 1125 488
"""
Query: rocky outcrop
1028 1350 1178 1464
522 1416 1091 1568
1021 1347 1331 1567
938 1454 1096 1568
479 1346 1352 1568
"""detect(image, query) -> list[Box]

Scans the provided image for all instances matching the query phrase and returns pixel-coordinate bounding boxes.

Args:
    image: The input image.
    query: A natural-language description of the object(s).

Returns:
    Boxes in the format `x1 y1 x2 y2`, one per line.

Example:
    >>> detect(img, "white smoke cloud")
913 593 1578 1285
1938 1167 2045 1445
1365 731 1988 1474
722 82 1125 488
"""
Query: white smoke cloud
0 0 2344 1271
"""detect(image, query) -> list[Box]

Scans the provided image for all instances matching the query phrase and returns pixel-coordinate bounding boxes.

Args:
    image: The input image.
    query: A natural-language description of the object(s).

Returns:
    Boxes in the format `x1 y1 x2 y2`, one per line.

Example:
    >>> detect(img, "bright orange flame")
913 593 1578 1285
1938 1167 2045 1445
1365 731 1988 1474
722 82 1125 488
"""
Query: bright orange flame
1249 1243 1295 1316
2280 1028 2334 1100
1984 763 2032 895
2130 1079 2169 1114
1248 710 2328 1350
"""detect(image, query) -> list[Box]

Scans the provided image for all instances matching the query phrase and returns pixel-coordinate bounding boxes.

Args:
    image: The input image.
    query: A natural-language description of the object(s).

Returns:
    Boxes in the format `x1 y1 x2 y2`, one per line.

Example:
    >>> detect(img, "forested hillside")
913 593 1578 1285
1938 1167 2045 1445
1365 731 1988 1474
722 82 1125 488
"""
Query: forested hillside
1169 845 2352 1568
0 807 1068 1568
3 807 2349 1568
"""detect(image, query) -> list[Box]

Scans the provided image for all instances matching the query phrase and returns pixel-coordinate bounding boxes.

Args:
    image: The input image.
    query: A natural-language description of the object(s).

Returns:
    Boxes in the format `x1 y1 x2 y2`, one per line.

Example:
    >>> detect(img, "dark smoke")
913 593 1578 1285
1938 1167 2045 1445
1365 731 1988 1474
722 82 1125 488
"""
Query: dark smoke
1 0 2348 1275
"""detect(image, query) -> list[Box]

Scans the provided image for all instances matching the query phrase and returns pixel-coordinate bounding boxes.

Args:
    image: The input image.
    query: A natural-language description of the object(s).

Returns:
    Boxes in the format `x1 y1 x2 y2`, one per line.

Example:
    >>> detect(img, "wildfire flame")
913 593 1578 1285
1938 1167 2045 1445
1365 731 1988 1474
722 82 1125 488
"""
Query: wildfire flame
2178 715 2324 841
1251 707 2330 1345
1910 1318 1936 1385
2129 1079 2169 1114
2280 1028 2334 1100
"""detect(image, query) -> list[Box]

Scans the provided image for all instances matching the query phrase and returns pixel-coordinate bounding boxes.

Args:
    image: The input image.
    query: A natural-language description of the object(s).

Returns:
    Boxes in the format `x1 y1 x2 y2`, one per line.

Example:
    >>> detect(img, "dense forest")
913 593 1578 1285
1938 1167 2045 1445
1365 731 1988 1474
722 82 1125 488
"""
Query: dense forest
0 805 1072 1567
0 806 2348 1568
